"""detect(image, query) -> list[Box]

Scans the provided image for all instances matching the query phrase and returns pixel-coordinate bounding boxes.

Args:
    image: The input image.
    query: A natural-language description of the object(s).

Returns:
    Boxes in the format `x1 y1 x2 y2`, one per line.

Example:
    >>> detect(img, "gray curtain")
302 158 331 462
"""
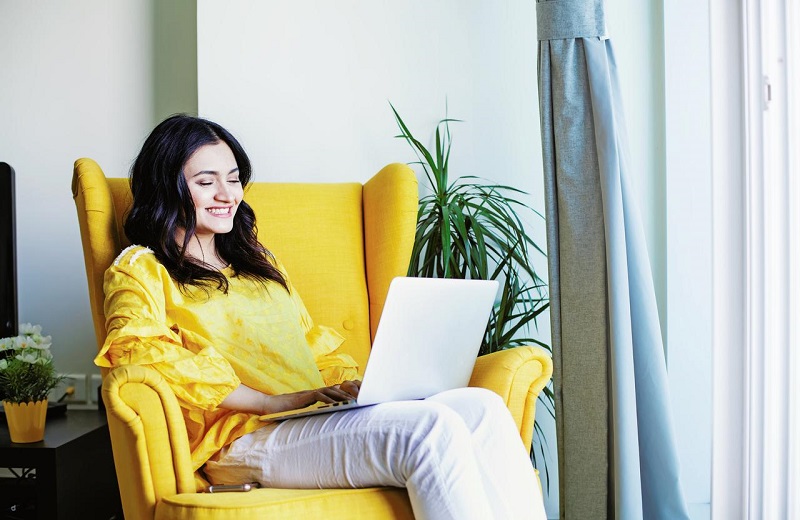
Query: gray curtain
536 1 690 518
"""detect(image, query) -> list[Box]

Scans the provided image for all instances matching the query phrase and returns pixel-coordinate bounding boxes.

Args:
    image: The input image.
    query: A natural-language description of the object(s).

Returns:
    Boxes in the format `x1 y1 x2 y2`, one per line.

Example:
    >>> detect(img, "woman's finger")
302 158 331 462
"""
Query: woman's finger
317 387 354 402
339 380 360 398
311 392 338 404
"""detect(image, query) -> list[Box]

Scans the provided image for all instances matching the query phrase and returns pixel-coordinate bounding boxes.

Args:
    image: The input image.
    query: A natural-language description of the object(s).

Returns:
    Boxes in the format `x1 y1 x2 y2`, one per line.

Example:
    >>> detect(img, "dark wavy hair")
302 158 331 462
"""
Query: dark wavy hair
124 114 287 293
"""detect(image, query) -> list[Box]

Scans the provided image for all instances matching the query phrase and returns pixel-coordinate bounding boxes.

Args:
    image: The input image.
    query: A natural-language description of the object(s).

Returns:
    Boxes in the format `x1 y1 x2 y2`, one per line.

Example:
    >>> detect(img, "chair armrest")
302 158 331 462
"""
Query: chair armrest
468 346 553 451
102 365 197 520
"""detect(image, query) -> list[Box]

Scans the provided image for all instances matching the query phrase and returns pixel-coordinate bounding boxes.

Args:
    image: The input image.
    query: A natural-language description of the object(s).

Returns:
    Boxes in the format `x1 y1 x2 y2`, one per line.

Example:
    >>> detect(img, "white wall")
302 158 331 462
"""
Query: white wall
663 1 714 518
197 1 543 192
0 0 197 386
196 1 558 516
0 1 154 380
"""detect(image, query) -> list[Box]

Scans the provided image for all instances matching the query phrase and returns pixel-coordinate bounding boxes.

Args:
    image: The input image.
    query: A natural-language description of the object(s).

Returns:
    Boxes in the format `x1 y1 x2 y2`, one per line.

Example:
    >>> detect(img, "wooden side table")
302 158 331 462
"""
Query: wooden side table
0 410 122 519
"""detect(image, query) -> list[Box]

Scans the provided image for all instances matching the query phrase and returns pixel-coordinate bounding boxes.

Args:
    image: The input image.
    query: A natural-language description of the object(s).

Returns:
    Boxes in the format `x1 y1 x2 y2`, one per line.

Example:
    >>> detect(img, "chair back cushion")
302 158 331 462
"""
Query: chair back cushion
246 183 371 369
72 159 417 372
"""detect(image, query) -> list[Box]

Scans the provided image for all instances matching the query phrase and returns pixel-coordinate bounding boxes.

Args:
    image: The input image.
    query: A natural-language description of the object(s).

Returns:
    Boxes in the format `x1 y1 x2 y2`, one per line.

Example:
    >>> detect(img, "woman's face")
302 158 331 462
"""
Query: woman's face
182 141 244 241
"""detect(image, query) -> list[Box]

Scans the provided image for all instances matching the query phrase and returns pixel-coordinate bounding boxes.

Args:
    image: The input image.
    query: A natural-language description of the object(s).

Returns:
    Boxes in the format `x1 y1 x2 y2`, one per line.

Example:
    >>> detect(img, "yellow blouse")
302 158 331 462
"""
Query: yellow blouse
95 245 359 472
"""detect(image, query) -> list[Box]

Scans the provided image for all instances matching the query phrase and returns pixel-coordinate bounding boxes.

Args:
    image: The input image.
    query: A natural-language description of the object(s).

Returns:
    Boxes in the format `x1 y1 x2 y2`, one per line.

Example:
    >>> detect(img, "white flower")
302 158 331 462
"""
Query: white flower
15 351 40 364
19 323 42 336
0 359 7 370
17 337 37 350
0 337 15 352
28 335 52 350
0 323 54 366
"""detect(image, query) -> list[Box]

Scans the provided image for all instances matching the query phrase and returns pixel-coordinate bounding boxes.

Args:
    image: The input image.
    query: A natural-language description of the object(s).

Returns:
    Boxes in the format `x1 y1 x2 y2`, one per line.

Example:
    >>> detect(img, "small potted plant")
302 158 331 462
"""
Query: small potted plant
0 323 63 442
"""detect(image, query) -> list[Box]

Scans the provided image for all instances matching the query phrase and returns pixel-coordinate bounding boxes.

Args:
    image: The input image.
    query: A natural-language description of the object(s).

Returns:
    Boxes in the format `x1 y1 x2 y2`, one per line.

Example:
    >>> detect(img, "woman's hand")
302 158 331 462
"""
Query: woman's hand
219 380 362 416
266 381 360 414
337 379 361 399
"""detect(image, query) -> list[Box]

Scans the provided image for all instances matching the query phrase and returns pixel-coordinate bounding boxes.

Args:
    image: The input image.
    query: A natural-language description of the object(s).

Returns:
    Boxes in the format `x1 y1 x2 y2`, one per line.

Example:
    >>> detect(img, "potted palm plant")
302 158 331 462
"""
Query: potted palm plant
391 104 554 484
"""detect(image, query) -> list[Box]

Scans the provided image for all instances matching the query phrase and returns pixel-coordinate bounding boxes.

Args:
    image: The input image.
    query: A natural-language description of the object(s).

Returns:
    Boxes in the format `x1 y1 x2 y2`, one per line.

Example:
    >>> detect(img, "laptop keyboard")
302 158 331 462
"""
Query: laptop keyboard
317 399 357 409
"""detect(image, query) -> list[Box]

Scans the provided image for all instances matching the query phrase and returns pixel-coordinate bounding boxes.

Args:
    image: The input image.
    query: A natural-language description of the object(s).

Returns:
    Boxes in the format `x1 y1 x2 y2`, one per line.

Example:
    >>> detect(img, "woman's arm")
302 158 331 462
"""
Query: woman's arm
219 380 362 415
99 254 241 410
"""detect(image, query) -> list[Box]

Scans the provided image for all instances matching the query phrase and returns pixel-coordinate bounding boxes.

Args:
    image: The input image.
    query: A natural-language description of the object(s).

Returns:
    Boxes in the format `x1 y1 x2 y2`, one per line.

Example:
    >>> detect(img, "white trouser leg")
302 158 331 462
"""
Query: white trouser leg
204 388 545 520
427 387 547 520
205 399 493 520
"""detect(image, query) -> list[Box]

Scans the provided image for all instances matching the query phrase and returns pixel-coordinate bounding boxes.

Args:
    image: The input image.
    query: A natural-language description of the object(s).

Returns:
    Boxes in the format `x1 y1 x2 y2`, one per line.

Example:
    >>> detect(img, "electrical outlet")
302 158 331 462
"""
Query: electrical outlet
89 374 103 404
49 373 88 404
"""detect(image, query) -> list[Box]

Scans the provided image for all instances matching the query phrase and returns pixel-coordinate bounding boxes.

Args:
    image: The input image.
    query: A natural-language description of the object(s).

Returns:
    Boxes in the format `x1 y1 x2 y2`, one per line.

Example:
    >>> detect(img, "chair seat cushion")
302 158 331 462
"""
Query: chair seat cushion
155 486 414 520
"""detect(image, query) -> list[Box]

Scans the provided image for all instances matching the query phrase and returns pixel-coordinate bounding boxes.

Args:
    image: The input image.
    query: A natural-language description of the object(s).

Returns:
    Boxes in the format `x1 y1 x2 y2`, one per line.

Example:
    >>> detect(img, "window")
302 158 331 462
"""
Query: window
712 1 799 517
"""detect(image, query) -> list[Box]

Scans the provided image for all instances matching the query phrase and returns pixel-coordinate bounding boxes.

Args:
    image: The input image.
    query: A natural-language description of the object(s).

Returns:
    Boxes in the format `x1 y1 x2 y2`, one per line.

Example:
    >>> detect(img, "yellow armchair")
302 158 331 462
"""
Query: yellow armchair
72 158 552 520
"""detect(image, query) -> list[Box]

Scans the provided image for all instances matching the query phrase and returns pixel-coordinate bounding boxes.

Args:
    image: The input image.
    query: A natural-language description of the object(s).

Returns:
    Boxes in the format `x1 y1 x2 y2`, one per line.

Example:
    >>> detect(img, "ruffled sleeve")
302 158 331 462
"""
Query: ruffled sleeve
304 322 360 386
275 261 361 386
96 250 240 410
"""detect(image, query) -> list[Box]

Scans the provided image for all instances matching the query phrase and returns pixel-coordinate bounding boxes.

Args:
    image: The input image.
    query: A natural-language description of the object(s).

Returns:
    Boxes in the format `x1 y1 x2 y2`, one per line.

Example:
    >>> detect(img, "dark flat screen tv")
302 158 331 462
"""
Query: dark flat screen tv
0 162 17 338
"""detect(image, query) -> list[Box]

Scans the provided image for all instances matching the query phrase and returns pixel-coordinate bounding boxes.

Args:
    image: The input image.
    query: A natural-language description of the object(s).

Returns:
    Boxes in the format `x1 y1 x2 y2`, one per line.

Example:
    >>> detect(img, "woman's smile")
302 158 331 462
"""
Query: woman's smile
183 141 244 240
207 206 235 216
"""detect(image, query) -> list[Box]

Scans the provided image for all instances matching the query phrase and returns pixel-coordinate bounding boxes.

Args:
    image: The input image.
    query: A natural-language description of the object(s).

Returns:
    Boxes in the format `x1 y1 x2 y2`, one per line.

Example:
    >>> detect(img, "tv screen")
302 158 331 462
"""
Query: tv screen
0 162 17 338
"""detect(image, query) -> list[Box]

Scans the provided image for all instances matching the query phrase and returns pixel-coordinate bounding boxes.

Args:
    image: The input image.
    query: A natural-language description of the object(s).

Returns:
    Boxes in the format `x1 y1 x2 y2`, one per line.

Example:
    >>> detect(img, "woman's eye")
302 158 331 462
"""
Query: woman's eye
198 181 213 187
228 179 241 184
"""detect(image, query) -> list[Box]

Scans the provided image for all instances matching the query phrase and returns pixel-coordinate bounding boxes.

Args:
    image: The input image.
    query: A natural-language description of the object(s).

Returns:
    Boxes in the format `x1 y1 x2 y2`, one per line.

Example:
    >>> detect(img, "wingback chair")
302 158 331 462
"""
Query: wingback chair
71 157 553 520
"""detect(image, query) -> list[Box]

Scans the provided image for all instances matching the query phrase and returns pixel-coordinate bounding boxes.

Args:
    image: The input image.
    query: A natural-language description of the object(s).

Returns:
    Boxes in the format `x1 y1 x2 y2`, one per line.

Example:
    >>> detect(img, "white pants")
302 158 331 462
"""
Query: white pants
204 387 546 520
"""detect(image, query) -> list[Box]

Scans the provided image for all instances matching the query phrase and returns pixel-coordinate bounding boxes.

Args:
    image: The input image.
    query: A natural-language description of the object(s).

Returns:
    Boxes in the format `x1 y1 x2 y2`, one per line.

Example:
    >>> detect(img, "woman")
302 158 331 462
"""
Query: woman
95 114 545 520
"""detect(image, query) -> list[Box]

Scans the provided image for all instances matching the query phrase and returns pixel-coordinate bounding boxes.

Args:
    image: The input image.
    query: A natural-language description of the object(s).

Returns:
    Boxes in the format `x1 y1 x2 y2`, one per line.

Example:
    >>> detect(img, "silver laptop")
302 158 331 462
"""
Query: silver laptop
259 277 499 422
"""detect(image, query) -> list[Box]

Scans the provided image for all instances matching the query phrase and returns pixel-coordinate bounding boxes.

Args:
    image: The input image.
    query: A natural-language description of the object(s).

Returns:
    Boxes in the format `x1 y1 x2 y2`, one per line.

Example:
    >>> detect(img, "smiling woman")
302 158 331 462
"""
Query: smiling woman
180 142 244 268
122 114 288 294
92 114 546 520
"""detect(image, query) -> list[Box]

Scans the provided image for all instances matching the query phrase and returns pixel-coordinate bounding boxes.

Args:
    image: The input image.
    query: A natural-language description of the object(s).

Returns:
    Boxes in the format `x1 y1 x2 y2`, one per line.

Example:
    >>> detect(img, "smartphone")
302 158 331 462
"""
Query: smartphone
205 482 261 493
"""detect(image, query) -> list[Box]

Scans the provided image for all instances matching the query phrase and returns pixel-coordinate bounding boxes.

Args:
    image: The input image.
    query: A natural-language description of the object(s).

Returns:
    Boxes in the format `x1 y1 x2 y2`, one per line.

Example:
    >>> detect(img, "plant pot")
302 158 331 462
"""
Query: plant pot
2 399 48 443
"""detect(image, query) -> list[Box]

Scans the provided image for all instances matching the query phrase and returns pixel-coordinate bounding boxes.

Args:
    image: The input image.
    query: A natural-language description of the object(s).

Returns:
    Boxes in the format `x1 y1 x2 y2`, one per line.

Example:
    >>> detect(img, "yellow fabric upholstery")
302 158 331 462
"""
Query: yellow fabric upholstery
156 486 413 520
363 165 421 341
72 158 552 520
245 182 372 371
102 366 197 519
469 346 553 451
